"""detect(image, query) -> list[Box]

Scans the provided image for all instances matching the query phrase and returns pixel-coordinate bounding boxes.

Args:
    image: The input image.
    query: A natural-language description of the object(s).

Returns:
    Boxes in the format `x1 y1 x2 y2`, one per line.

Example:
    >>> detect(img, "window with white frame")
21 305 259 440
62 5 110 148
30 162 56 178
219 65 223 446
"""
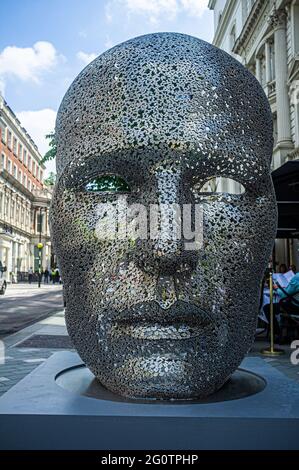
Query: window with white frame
7 159 11 172
13 137 17 155
18 143 23 161
230 24 236 52
0 119 6 144
7 130 12 149
23 149 27 166
1 153 5 169
10 199 15 219
13 164 17 178
18 170 22 182
270 41 275 81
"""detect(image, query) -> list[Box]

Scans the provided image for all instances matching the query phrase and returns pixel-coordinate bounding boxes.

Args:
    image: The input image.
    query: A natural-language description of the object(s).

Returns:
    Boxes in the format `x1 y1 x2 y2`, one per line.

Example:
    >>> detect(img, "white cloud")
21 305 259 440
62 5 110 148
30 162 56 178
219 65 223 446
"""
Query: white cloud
104 36 114 50
106 0 208 23
0 41 59 84
16 108 56 155
79 30 88 38
0 77 5 96
16 108 57 177
76 51 97 65
180 0 208 17
125 0 178 19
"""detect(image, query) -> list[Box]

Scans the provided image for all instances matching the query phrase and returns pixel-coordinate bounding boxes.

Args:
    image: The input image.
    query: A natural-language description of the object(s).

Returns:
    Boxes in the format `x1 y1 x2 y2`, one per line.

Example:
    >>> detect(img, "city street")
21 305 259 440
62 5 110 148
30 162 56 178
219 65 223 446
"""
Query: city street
0 283 64 338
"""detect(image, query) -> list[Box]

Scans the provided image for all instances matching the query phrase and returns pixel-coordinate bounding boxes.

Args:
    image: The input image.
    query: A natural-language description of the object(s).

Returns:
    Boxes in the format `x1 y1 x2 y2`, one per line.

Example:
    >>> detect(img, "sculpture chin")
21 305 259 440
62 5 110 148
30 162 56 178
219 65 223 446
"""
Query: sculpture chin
99 355 229 400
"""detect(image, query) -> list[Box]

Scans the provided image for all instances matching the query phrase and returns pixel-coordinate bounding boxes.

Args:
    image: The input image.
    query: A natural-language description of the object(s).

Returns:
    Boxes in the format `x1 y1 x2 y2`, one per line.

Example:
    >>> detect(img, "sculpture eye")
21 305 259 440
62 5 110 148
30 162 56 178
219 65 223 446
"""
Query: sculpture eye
84 175 131 193
193 177 245 195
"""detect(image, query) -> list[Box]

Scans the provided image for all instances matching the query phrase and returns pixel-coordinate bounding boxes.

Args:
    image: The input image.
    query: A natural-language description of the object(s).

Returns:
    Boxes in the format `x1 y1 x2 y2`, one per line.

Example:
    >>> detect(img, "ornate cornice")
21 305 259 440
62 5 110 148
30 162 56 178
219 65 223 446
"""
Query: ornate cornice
212 0 237 47
268 9 287 29
233 0 271 55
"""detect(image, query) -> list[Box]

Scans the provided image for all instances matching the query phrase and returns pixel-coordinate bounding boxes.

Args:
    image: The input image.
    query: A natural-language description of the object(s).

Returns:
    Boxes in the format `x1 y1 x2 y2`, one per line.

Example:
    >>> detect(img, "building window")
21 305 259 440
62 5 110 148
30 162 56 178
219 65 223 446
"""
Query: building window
18 170 22 182
261 55 266 88
27 179 31 191
32 161 36 177
16 203 19 223
32 183 36 190
7 130 12 149
28 155 31 172
18 143 23 161
13 137 17 155
13 164 17 178
0 119 6 144
40 170 43 181
23 149 27 166
230 24 236 52
273 113 278 148
270 42 275 81
11 200 15 219
37 212 44 234
23 174 27 187
218 11 222 26
1 153 5 169
7 159 11 173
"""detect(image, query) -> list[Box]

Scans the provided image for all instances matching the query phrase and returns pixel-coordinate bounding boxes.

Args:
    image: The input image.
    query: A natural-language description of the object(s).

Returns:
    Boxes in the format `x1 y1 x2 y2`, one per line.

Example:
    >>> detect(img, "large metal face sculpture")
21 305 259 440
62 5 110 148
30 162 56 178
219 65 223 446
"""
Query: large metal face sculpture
50 33 277 399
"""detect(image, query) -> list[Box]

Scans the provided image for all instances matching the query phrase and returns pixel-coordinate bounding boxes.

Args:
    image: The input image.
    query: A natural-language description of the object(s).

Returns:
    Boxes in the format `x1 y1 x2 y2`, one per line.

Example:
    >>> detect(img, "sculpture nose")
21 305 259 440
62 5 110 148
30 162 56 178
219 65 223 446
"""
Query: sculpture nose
135 169 200 275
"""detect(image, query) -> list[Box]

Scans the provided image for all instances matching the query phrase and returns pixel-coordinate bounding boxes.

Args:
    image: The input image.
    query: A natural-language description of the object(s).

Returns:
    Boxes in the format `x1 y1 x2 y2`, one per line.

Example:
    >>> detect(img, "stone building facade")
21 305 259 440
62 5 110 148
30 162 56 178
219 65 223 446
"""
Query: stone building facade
0 94 52 282
209 0 299 269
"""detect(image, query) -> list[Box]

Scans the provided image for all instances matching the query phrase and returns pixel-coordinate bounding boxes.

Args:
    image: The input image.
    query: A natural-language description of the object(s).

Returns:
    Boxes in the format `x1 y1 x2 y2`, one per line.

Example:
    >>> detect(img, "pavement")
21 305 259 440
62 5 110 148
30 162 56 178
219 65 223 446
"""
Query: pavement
0 282 64 338
0 288 298 397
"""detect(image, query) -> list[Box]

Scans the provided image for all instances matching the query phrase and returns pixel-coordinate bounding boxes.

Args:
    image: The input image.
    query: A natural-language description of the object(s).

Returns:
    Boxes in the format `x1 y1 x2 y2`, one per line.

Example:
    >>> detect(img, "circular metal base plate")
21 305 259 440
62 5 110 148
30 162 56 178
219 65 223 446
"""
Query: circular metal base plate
55 364 266 404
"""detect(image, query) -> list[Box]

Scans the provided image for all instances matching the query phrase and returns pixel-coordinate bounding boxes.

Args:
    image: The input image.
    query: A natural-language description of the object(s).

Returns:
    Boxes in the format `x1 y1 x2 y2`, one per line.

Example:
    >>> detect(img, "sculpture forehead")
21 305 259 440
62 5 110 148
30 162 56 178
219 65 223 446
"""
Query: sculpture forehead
56 33 273 176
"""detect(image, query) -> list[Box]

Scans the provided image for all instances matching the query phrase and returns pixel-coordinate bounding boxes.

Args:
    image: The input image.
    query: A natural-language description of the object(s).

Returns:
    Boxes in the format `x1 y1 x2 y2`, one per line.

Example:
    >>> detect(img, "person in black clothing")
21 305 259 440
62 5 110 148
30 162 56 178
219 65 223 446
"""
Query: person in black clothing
44 268 50 284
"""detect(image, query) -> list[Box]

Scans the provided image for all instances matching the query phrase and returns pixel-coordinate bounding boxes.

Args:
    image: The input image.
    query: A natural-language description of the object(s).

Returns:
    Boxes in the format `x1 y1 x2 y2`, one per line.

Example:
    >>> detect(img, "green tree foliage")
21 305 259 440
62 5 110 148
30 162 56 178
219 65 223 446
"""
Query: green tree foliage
41 131 56 163
43 172 56 186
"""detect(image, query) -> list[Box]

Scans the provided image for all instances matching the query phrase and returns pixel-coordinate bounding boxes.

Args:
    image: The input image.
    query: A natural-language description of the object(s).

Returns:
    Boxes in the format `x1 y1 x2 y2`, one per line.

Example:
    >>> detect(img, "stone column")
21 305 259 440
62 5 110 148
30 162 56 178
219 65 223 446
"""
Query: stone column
6 244 12 282
269 10 293 168
255 56 262 83
269 9 293 162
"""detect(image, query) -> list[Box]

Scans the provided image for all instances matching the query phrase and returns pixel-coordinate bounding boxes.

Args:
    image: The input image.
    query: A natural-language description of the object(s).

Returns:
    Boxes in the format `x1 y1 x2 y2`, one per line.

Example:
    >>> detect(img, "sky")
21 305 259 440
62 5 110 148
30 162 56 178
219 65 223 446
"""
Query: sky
0 0 214 175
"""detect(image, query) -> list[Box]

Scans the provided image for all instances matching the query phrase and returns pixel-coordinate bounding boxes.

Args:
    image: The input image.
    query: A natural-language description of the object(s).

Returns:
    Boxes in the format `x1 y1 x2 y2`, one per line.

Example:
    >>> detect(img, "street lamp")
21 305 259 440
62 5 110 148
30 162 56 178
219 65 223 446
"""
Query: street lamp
37 207 43 288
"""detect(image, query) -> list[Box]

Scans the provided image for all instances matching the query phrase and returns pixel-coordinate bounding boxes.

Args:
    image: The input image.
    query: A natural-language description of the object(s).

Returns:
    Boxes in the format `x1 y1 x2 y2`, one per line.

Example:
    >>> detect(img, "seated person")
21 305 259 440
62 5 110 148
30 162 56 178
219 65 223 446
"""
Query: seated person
279 263 288 274
289 264 297 274
275 272 299 315
263 293 281 335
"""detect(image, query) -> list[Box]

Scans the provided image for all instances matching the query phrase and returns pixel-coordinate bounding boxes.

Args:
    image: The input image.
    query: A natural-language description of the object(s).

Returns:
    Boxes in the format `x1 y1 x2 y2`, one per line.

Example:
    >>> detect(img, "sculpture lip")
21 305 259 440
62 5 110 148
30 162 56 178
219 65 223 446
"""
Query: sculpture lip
110 300 218 339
